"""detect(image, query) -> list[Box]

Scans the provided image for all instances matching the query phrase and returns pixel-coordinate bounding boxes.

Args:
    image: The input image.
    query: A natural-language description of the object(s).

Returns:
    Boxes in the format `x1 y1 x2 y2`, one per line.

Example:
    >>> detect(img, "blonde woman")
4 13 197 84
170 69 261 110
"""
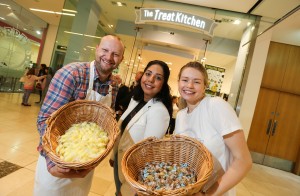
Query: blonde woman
175 61 252 196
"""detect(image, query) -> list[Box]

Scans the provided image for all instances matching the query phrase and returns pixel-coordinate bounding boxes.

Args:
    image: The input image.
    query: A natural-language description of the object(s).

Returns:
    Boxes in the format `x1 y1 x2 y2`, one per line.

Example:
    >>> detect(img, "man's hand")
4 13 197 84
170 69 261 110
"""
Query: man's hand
49 165 95 178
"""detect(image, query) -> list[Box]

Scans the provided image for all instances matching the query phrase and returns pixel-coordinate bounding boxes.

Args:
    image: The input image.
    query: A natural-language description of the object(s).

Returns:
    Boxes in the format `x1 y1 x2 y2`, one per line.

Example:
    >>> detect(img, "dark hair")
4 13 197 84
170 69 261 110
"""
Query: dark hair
41 64 47 69
47 67 54 77
26 68 36 76
178 61 208 87
133 60 173 117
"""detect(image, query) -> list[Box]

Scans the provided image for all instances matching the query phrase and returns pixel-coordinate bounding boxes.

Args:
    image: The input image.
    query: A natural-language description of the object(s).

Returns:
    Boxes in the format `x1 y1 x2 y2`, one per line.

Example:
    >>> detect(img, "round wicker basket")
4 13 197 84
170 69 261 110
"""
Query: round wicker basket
42 100 120 170
121 135 213 196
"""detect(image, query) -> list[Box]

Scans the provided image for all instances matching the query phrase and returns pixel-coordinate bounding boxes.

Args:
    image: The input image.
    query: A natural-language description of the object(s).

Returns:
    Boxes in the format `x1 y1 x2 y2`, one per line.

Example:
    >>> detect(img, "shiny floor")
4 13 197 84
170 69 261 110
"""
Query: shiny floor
0 93 299 196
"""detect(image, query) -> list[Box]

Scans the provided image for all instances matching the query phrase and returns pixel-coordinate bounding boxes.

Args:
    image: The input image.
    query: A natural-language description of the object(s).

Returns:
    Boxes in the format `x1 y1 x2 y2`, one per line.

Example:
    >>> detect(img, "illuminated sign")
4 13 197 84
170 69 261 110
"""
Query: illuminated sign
135 8 217 36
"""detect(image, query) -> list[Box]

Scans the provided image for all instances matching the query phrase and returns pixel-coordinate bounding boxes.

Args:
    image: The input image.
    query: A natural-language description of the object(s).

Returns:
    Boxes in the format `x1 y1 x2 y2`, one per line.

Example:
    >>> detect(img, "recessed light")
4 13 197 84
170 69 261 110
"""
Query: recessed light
36 30 41 35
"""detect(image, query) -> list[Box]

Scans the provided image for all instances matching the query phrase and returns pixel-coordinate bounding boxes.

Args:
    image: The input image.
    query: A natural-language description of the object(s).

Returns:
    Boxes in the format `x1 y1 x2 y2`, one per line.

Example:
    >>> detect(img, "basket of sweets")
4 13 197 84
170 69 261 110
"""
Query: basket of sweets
42 100 120 170
121 134 213 195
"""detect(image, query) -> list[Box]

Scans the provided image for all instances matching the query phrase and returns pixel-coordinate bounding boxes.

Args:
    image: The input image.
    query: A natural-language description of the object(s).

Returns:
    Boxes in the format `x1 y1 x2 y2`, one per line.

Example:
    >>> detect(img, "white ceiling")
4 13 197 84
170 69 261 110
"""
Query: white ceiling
2 0 300 77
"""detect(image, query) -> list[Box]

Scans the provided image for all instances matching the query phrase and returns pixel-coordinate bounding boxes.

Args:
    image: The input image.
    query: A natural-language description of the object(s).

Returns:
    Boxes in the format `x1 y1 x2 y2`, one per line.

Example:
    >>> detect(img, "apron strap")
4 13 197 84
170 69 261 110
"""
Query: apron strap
88 61 95 90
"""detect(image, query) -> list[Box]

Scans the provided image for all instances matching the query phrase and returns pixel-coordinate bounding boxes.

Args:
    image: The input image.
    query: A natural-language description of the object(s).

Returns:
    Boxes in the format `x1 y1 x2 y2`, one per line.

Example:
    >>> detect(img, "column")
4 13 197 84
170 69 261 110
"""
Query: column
64 0 100 65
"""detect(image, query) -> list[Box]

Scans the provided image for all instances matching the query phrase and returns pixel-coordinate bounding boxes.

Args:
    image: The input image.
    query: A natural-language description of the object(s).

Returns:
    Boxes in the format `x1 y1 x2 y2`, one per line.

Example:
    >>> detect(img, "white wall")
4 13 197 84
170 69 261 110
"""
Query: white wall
40 24 58 66
221 60 235 94
238 30 272 138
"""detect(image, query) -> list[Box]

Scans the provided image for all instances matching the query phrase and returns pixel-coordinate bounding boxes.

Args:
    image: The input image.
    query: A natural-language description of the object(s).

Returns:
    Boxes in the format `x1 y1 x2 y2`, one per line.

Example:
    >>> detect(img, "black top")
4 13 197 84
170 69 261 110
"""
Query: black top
120 100 147 135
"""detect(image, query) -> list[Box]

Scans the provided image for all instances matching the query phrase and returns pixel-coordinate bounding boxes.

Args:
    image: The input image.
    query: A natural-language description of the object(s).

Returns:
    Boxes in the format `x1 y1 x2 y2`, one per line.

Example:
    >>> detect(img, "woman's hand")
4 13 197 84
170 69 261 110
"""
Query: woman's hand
110 74 122 85
109 159 114 167
49 165 95 178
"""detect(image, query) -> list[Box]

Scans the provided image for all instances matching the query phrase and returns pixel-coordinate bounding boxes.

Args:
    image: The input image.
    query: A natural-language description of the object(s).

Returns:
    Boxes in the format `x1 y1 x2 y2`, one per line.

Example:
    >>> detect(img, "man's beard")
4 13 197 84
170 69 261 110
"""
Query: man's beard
96 60 116 75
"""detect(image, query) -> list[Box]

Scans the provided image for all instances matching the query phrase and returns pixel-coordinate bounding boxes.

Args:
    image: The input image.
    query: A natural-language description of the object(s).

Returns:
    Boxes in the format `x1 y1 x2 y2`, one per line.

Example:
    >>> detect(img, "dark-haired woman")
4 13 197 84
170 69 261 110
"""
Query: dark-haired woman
110 60 172 196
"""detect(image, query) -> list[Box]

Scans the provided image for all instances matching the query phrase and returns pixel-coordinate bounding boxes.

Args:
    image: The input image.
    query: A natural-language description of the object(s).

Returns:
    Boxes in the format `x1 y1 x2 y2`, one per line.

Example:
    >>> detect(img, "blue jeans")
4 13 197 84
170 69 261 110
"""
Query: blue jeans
113 153 122 196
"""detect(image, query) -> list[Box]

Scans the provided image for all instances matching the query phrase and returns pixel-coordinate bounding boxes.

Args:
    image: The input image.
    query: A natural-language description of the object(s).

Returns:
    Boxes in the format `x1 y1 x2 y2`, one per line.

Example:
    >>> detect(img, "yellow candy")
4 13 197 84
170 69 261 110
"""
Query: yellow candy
56 122 109 162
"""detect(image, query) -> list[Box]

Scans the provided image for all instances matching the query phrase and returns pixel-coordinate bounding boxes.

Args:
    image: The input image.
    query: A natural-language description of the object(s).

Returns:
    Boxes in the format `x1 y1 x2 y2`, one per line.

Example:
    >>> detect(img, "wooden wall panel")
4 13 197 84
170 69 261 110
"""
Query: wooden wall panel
261 42 290 90
282 45 300 95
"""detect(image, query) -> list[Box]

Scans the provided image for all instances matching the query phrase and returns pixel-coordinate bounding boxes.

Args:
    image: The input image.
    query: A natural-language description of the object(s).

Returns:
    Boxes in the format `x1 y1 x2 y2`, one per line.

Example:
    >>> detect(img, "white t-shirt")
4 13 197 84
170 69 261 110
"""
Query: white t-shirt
174 97 242 196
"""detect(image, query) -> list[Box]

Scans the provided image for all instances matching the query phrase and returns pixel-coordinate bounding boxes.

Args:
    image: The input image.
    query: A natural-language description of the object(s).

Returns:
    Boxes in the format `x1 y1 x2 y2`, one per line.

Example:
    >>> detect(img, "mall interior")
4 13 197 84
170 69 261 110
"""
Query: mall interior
0 0 300 195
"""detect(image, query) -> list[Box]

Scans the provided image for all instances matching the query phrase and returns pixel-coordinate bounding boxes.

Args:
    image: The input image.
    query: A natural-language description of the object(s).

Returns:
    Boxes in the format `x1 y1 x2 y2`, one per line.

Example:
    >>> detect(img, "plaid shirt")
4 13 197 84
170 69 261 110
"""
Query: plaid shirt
37 61 118 170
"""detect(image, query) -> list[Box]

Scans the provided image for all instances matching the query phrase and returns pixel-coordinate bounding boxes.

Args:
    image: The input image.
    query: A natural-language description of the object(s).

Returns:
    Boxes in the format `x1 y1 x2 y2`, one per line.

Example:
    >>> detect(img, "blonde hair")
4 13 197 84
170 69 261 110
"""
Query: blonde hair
178 61 208 87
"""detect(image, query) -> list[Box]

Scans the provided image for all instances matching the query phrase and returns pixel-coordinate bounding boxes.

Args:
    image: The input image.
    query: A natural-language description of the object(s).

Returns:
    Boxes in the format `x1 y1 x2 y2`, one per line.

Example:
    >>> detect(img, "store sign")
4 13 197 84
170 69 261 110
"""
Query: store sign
57 45 67 50
135 8 217 36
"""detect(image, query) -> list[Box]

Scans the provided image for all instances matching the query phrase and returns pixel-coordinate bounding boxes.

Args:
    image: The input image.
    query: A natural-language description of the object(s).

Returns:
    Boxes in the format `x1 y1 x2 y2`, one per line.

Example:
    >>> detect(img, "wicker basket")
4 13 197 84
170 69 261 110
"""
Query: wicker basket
42 100 120 170
121 135 213 196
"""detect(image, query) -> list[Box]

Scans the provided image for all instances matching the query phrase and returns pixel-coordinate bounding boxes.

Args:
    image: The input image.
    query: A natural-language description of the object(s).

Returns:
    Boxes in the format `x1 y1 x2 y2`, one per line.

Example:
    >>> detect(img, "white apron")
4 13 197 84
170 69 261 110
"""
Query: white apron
34 61 112 196
34 155 94 196
85 61 112 107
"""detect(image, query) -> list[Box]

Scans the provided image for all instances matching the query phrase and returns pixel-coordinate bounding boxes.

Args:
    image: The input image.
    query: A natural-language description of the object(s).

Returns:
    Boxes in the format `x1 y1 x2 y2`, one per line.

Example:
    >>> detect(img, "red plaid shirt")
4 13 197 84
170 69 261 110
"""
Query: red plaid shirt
37 61 118 170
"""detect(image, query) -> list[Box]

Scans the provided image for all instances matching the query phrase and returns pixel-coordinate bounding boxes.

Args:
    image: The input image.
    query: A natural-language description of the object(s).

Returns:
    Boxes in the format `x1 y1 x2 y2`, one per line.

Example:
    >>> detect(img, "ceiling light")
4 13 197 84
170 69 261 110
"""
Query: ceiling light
30 8 75 16
0 3 9 7
247 22 251 26
111 1 127 7
64 31 83 36
62 9 77 13
36 30 41 35
64 31 102 39
84 34 102 39
86 46 96 49
0 17 5 20
108 24 113 28
233 19 241 25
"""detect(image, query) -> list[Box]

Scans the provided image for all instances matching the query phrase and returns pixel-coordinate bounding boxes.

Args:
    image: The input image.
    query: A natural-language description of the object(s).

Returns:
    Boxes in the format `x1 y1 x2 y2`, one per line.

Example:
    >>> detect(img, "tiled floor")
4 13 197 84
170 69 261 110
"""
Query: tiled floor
0 92 299 196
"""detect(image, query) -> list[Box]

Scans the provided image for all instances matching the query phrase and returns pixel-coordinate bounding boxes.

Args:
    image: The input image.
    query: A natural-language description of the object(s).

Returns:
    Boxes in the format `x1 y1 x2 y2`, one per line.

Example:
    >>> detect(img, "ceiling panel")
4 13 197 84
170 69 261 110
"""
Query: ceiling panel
13 0 64 26
167 0 258 13
251 0 300 19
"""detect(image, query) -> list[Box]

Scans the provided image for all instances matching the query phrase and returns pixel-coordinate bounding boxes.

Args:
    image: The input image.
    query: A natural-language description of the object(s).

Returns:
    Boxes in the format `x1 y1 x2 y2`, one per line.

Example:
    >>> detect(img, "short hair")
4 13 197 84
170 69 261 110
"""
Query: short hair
100 34 125 55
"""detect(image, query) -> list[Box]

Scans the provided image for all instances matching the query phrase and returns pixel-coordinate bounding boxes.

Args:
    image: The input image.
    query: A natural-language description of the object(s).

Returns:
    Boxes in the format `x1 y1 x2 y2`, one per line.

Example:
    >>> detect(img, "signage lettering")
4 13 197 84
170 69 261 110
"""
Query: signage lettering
136 8 217 36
